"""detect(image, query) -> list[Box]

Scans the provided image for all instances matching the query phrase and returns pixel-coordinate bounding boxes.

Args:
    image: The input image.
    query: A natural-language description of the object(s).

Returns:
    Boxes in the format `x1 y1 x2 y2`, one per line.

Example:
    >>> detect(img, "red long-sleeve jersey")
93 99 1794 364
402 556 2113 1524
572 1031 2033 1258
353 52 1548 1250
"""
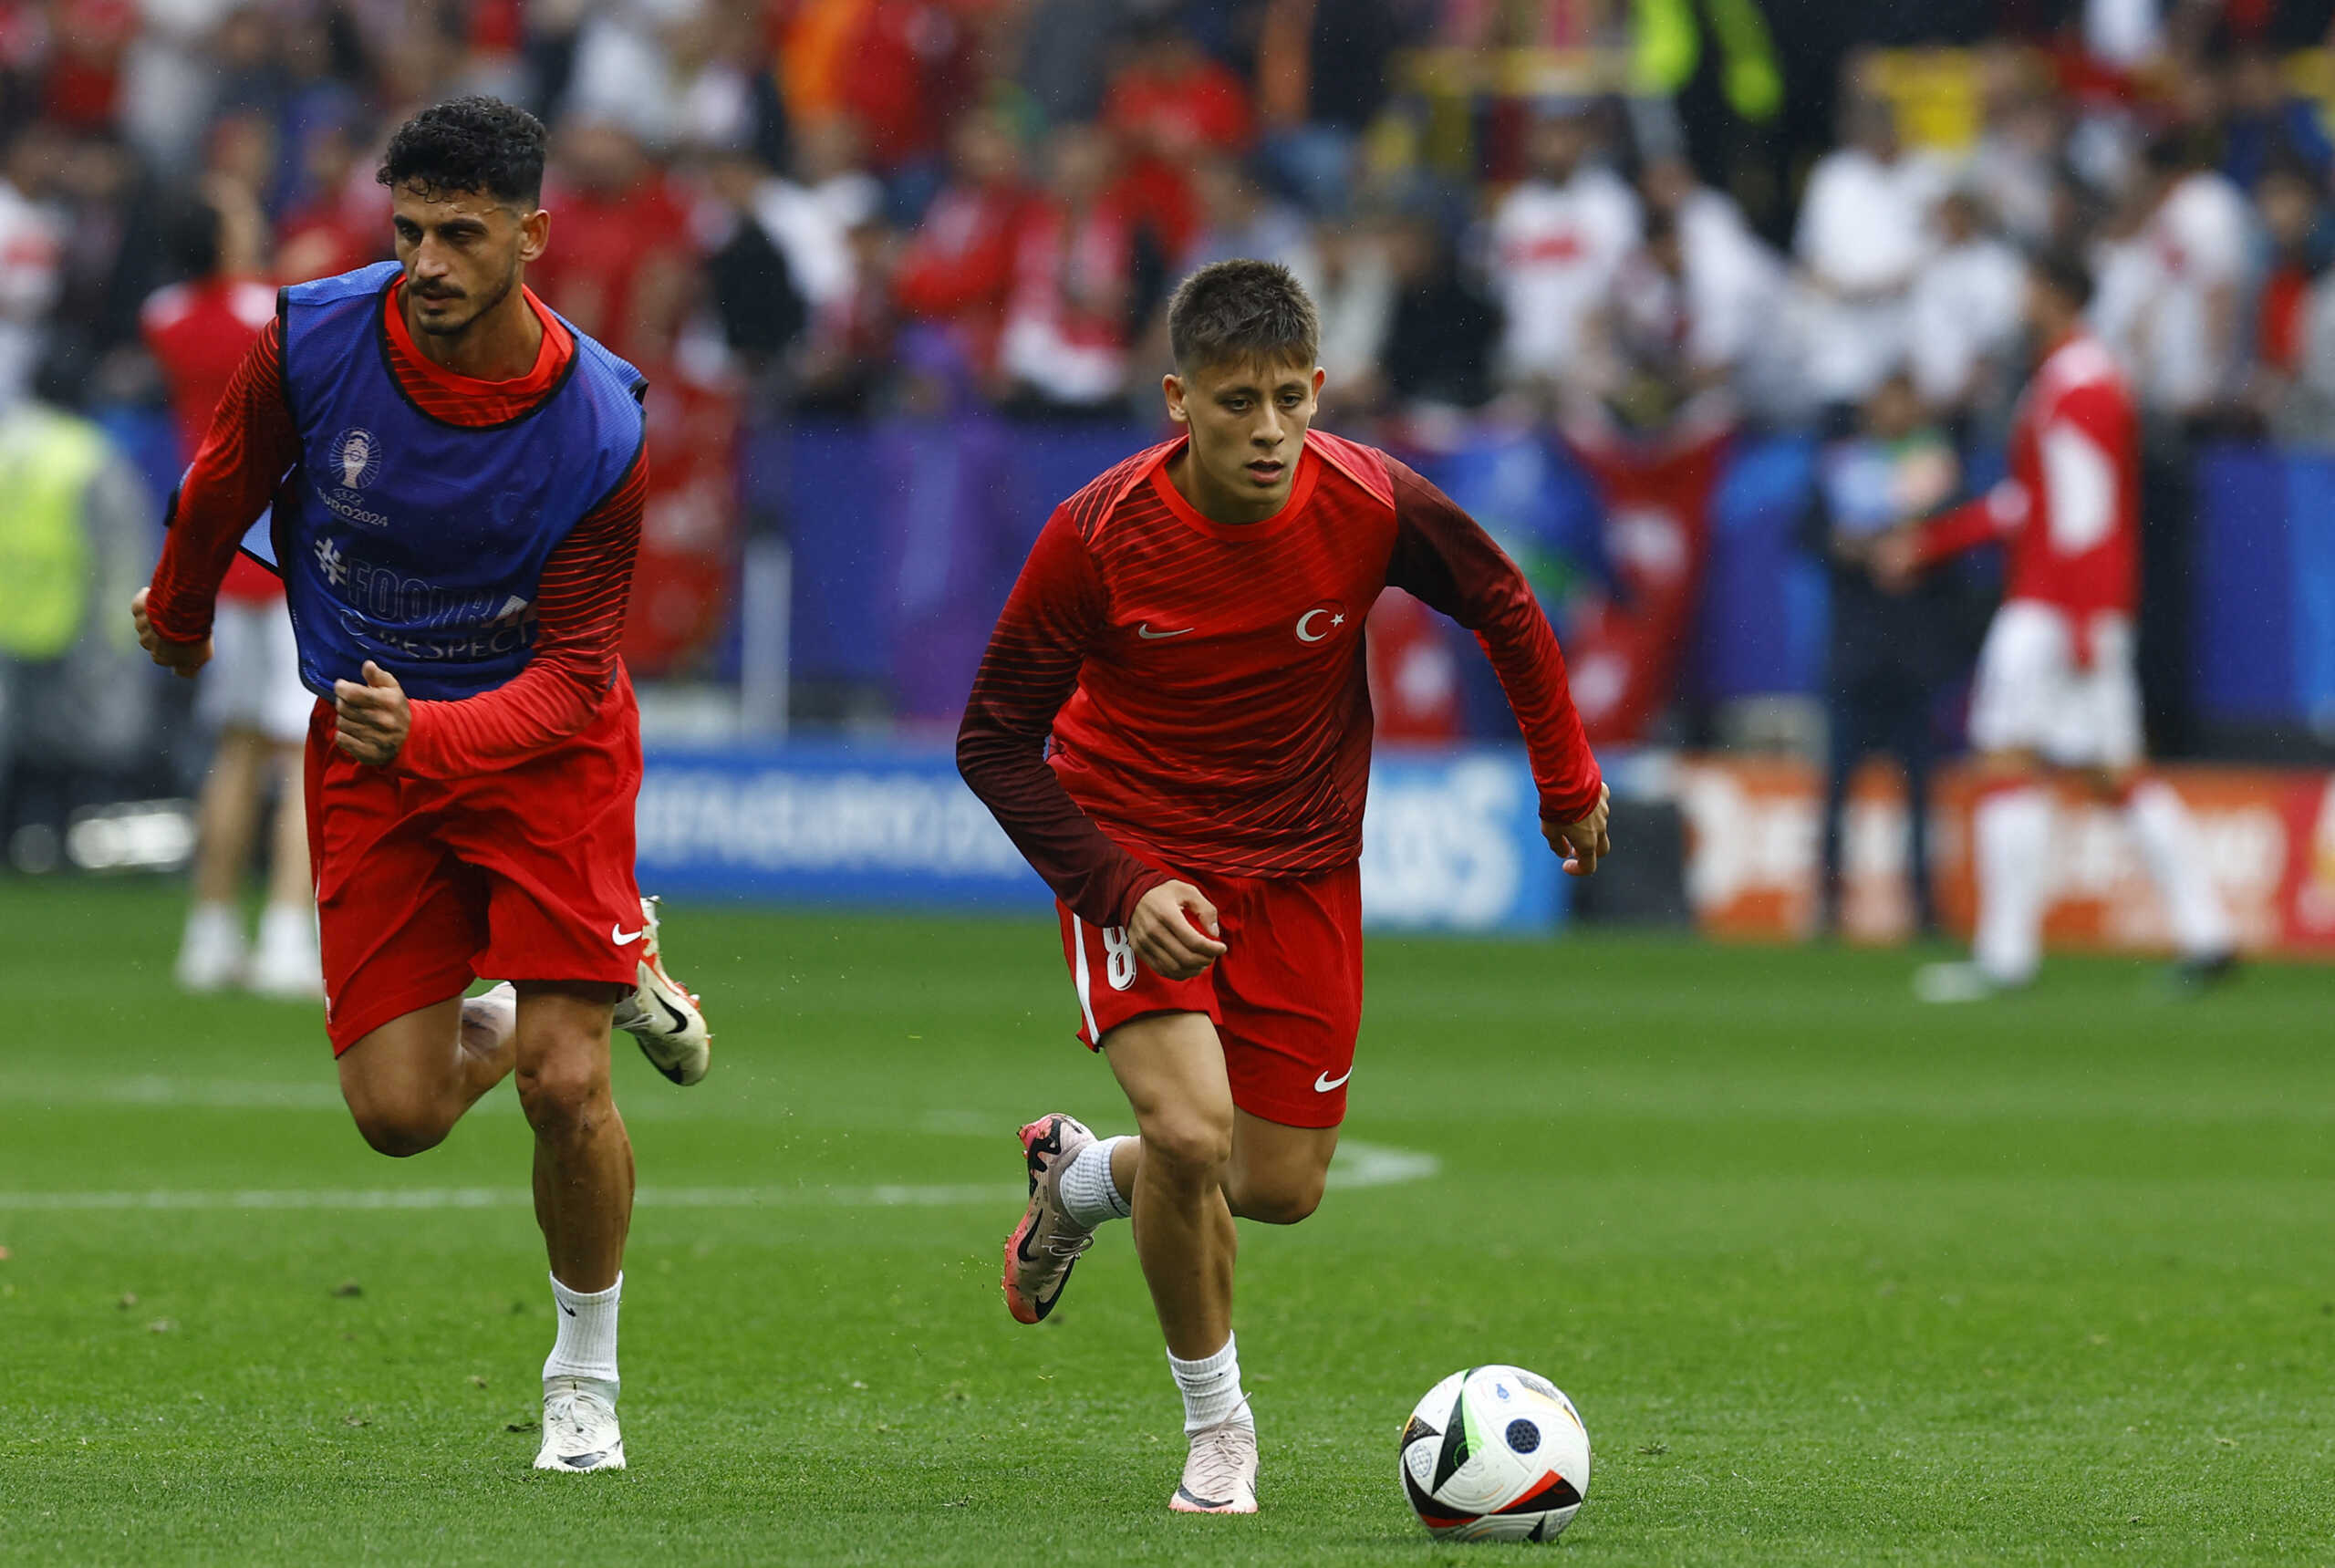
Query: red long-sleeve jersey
1915 330 2139 631
143 280 646 778
958 430 1603 927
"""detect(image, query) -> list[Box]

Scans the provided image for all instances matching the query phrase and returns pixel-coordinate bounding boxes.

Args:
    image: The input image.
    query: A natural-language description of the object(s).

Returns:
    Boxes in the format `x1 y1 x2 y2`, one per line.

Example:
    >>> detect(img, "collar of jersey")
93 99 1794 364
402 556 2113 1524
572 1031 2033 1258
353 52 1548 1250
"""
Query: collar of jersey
379 276 573 411
1147 435 1320 542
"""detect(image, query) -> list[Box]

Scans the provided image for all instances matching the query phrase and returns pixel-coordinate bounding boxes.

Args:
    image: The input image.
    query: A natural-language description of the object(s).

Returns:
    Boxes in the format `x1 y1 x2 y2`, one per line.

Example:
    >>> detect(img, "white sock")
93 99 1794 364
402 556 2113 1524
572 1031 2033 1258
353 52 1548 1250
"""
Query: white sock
182 900 241 950
1168 1334 1251 1434
2124 780 2235 958
462 981 518 1053
1059 1136 1133 1228
544 1272 621 1395
253 901 317 967
1972 786 2051 985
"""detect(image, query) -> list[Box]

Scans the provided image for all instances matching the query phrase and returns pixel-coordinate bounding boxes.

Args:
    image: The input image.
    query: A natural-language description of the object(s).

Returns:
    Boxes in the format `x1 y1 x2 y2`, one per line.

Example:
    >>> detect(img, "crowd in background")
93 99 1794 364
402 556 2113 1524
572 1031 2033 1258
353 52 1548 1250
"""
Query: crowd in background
8 0 2335 854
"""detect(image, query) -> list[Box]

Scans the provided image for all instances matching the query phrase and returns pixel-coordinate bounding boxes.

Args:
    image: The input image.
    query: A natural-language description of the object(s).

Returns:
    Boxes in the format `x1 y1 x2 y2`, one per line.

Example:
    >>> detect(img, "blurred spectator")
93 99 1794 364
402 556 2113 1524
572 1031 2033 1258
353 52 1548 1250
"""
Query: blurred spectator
0 381 158 856
0 123 65 412
2255 159 2335 444
893 109 1033 380
1806 370 1964 938
1302 221 1395 409
2112 130 2253 421
782 0 982 220
1252 0 1412 215
1381 213 1500 415
2222 42 2331 192
1906 188 2025 425
140 186 318 997
734 119 883 317
1792 92 1944 412
275 117 389 285
1633 155 1785 405
1967 57 2063 247
1490 108 1640 396
1016 0 1134 126
997 123 1136 414
532 117 697 366
1103 17 1253 262
1182 155 1310 275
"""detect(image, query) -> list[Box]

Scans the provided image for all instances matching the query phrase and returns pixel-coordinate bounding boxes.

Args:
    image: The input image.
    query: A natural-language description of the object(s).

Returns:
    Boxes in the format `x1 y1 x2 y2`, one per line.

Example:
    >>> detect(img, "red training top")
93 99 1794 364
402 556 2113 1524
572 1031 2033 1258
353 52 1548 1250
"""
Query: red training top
142 277 646 779
1915 330 2139 652
958 430 1603 928
140 275 281 605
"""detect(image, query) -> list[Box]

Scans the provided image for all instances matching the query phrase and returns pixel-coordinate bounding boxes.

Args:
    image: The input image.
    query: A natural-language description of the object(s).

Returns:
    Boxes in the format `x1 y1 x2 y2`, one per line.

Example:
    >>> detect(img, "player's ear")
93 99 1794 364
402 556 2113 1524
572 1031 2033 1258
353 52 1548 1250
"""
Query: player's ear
1163 372 1188 425
517 207 550 265
1310 365 1325 401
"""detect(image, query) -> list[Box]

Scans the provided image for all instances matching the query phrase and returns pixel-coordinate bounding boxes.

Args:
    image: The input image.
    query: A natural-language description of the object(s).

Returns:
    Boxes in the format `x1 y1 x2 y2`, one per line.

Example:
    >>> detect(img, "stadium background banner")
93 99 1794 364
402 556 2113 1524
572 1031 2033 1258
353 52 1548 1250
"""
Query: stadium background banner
636 742 1567 934
1674 755 2335 956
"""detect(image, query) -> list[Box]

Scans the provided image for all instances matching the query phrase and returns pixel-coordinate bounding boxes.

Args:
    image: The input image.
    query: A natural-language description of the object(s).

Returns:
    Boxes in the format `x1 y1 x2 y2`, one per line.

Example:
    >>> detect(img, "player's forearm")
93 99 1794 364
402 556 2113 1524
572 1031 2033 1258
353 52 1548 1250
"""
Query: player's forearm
1472 608 1603 823
956 721 1171 926
146 322 298 642
398 661 613 778
1917 483 2021 566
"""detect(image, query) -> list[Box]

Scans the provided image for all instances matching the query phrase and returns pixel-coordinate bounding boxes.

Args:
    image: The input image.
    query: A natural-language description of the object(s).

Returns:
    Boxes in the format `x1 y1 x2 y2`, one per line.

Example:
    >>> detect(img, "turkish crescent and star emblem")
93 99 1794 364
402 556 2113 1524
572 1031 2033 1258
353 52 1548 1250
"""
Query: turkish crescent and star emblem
1294 601 1349 643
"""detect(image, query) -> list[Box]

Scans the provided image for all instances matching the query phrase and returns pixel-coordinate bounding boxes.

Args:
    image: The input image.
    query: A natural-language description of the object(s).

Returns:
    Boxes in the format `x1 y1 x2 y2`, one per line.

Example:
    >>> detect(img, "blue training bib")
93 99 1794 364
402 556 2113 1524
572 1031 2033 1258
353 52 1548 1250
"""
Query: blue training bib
273 262 645 701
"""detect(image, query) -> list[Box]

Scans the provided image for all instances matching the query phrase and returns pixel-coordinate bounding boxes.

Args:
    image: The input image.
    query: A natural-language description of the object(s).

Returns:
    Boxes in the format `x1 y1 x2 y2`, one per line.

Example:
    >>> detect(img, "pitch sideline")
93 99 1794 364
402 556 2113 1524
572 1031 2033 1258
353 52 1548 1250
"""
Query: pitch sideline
0 1140 1439 1212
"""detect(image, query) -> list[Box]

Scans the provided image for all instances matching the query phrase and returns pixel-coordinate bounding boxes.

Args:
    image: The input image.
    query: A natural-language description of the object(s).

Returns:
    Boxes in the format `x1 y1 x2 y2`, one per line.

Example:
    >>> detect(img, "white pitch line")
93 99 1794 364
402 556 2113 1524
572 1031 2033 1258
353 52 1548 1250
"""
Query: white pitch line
0 1142 1439 1212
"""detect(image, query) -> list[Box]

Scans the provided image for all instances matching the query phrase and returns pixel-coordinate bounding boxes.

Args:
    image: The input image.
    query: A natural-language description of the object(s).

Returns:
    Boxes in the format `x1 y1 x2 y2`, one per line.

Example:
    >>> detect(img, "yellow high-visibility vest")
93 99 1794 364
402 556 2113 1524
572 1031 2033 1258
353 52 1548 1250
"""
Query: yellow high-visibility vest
0 405 109 660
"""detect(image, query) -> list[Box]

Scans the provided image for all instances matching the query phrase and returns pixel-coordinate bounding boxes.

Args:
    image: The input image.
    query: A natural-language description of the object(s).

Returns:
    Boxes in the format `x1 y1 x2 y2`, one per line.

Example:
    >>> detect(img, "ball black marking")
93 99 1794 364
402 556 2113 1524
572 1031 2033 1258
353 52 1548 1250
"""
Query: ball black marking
1506 1418 1541 1454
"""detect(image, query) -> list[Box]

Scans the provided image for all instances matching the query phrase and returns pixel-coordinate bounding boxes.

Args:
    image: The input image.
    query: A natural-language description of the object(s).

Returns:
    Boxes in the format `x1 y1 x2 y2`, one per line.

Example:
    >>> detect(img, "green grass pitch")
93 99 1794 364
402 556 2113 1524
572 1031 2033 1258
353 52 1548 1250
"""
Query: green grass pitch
3 877 2332 1564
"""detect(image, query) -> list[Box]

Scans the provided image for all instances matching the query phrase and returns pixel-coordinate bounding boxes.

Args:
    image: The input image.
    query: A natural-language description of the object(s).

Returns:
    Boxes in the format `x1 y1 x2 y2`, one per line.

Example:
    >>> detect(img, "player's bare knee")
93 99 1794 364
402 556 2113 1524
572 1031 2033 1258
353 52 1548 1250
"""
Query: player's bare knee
1139 1108 1235 1186
346 1093 453 1158
1232 1170 1325 1225
514 1049 611 1138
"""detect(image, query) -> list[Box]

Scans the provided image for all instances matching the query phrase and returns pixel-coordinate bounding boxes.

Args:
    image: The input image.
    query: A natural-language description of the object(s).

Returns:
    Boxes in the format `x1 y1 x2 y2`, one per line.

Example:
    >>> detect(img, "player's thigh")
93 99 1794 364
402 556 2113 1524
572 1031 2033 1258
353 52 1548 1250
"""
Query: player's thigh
1209 865 1365 1132
335 993 471 1151
1059 902 1220 1049
1226 1107 1340 1225
1967 601 2069 759
307 732 487 1054
1102 1010 1237 1174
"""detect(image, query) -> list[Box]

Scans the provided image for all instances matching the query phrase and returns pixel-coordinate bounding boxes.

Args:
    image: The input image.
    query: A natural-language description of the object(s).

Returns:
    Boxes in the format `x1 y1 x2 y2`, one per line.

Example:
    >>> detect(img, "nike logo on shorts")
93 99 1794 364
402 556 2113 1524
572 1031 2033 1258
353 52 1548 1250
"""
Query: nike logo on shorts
1313 1068 1352 1093
1137 624 1194 639
612 925 647 946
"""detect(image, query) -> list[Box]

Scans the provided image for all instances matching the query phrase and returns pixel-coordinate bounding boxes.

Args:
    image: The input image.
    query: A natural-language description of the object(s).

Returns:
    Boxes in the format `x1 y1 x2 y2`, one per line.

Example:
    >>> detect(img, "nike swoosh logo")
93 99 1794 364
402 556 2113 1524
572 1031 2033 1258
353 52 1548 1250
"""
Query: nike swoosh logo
1313 1069 1353 1093
1136 625 1194 639
612 926 646 945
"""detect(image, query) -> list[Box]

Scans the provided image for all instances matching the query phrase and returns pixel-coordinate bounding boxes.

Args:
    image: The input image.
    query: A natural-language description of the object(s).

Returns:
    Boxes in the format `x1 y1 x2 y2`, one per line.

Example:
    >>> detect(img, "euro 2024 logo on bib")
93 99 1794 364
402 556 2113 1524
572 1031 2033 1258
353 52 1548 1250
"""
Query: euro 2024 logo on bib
332 427 382 493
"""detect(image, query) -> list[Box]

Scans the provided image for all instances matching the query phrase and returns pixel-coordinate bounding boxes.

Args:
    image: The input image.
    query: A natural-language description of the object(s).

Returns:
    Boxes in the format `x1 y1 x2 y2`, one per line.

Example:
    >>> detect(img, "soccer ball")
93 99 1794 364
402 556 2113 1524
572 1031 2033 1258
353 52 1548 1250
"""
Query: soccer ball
1397 1365 1591 1542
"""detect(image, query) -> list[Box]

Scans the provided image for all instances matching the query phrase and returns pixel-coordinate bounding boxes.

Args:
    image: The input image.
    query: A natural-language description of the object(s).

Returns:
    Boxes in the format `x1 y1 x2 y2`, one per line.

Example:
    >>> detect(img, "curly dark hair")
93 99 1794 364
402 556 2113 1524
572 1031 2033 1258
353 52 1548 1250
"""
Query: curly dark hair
377 96 547 207
1167 259 1319 374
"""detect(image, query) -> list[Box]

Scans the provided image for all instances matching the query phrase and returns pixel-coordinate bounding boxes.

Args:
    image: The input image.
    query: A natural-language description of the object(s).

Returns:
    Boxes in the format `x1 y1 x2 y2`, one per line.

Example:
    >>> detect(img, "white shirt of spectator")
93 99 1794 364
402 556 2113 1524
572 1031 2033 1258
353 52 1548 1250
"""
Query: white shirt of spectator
1676 186 1782 379
1792 147 1946 403
1489 165 1640 383
747 174 882 312
0 177 61 414
2126 171 2253 413
1907 234 2026 410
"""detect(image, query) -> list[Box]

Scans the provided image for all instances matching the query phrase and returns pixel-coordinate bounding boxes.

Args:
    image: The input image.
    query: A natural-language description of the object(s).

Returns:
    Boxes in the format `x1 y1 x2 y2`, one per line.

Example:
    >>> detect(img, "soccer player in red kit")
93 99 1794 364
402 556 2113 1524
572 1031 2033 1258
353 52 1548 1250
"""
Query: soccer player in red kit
143 184 323 997
1876 249 2236 999
958 260 1612 1513
130 99 711 1472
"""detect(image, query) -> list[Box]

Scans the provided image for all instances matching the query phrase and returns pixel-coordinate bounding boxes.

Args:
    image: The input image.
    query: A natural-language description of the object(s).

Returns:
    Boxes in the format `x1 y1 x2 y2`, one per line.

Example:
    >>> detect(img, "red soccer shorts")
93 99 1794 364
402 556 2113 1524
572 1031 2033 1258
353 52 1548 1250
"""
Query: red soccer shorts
303 676 644 1054
1057 863 1364 1128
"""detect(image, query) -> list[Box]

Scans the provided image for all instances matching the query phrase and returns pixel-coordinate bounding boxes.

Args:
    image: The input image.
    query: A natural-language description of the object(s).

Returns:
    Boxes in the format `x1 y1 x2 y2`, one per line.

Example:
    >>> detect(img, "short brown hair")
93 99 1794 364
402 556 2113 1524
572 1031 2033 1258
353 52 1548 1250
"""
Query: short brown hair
1167 258 1319 373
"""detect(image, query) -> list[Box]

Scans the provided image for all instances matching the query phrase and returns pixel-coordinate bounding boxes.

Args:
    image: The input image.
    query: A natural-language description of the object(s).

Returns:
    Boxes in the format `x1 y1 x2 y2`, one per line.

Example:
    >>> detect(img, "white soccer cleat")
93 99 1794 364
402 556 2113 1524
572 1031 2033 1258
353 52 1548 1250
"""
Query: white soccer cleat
1914 961 2020 1004
1002 1114 1096 1324
1170 1416 1260 1514
534 1376 626 1472
610 896 711 1085
244 923 324 1001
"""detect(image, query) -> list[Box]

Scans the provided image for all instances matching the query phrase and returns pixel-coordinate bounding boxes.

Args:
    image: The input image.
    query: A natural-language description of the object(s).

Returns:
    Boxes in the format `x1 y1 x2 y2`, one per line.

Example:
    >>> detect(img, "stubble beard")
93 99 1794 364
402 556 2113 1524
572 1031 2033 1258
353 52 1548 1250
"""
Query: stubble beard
416 256 520 341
